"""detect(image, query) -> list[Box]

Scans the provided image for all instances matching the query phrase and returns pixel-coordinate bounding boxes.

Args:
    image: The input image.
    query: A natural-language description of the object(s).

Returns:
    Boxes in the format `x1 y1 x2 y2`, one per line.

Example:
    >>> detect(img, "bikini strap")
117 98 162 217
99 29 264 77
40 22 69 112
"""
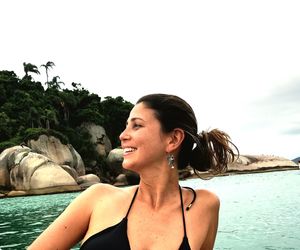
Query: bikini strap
179 186 197 237
125 187 139 218
183 186 196 211
179 185 187 237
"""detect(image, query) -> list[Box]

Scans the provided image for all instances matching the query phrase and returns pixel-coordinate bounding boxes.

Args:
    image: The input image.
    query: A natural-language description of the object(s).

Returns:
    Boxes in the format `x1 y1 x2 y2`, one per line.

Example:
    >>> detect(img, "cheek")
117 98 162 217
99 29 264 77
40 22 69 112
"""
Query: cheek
143 139 167 161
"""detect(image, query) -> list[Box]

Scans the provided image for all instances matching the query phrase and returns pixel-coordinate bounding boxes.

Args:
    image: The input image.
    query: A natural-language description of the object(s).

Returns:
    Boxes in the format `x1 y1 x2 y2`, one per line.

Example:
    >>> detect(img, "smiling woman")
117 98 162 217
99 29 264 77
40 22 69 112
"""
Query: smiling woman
28 93 237 250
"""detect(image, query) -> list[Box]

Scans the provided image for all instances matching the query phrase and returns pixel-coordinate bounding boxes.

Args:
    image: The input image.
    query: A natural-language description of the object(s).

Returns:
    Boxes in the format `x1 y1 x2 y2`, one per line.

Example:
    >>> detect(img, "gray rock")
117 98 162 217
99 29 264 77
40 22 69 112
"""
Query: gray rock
61 164 79 180
228 155 298 172
106 148 124 175
10 152 49 190
82 122 112 157
67 145 85 176
30 161 77 190
0 135 88 195
28 135 74 165
77 174 100 189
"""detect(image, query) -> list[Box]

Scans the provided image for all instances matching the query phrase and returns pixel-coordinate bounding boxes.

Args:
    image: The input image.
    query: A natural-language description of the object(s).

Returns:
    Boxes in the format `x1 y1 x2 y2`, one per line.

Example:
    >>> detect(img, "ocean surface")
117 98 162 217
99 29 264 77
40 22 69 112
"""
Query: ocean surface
0 170 299 250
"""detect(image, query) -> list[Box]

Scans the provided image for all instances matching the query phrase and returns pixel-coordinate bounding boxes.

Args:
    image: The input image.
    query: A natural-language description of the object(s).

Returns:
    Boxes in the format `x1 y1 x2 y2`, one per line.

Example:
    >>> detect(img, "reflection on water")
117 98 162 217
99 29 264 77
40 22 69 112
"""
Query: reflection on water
0 170 300 250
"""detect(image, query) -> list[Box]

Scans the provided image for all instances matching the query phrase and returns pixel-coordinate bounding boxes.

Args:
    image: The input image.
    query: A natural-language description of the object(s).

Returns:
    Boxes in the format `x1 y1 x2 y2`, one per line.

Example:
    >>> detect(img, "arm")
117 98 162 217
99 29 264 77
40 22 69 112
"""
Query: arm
28 184 101 250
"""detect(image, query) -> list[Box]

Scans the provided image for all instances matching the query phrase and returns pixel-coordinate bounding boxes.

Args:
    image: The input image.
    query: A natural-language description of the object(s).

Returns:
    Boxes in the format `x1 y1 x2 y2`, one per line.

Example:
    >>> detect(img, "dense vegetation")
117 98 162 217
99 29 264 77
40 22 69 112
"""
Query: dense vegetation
0 62 133 178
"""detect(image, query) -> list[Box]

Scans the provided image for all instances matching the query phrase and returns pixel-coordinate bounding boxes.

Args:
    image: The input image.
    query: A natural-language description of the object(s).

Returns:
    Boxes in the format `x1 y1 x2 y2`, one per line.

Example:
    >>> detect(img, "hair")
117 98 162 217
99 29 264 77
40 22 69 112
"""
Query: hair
137 93 238 175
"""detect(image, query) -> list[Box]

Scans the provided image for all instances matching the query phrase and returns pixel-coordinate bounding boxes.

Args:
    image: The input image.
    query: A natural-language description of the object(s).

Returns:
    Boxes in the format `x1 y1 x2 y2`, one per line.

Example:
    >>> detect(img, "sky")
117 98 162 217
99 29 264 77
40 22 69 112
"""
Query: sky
1 0 300 160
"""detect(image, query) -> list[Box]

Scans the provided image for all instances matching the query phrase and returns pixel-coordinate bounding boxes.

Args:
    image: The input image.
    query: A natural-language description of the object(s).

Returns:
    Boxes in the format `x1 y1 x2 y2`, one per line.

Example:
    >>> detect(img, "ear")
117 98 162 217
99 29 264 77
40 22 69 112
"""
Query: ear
166 128 185 152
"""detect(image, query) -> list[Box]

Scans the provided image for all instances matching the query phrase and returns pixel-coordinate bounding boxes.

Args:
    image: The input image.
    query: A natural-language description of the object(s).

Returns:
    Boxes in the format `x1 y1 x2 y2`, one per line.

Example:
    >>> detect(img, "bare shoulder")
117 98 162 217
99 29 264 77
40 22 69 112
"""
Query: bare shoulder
80 183 136 207
80 183 137 202
185 189 220 249
195 189 220 212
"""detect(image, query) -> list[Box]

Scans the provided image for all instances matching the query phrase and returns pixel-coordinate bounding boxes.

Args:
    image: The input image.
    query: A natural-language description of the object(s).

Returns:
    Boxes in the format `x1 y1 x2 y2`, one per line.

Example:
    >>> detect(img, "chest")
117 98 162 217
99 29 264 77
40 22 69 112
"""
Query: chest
127 210 186 250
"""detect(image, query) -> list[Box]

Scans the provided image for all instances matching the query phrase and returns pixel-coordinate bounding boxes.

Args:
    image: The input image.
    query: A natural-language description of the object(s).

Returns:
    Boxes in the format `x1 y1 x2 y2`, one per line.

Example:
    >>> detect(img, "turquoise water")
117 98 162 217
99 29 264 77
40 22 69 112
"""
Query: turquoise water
0 170 299 249
187 170 300 250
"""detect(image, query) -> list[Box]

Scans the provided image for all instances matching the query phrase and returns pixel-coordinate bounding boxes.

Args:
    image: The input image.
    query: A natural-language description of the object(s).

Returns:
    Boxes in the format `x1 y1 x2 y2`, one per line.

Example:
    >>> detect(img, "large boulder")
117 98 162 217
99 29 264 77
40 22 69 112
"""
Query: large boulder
10 151 49 190
30 162 78 190
0 146 28 188
81 122 112 157
27 135 85 176
106 148 124 175
77 174 101 189
0 135 101 196
8 151 80 193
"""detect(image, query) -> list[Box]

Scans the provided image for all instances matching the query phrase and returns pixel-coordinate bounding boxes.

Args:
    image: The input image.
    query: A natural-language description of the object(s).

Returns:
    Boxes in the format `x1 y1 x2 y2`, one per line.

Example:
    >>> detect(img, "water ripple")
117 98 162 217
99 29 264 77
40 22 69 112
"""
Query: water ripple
0 231 19 236
0 243 23 249
0 171 299 249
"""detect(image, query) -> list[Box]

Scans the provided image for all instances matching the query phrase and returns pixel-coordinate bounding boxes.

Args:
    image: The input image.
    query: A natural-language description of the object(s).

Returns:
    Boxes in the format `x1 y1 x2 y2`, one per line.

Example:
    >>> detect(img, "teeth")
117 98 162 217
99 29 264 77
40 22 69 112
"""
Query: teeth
124 147 136 153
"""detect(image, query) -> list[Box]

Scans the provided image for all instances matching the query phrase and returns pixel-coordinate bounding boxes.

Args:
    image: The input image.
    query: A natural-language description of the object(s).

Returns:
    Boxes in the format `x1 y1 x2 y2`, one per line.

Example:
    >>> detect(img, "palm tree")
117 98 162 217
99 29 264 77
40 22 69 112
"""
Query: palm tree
40 61 55 83
23 62 40 79
47 76 65 89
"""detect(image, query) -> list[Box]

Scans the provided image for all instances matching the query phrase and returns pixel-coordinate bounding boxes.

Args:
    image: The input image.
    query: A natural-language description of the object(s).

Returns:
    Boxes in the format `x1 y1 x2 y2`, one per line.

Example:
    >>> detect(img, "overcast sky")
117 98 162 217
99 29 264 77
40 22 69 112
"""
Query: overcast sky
1 0 300 159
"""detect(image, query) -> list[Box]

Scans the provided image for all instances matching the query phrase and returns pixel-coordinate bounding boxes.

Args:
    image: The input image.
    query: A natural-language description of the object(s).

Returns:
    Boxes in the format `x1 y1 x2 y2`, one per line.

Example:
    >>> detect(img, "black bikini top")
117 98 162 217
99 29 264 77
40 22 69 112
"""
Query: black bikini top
80 186 196 250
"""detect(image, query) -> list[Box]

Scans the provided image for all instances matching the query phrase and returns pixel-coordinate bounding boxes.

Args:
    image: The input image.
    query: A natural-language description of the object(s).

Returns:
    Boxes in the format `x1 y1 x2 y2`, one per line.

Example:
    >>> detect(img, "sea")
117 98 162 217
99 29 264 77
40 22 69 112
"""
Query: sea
0 170 299 250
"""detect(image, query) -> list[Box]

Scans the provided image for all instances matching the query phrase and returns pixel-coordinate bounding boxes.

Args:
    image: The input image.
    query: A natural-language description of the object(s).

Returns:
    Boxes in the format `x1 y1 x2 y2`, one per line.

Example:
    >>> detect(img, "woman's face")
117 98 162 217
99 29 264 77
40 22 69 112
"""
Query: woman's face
119 102 169 172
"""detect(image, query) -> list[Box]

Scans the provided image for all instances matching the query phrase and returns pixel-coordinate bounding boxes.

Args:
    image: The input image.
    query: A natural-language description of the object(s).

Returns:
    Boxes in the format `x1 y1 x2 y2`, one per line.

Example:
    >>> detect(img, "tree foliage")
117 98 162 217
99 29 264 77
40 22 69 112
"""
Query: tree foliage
0 66 133 177
101 96 133 147
23 62 40 79
40 61 55 84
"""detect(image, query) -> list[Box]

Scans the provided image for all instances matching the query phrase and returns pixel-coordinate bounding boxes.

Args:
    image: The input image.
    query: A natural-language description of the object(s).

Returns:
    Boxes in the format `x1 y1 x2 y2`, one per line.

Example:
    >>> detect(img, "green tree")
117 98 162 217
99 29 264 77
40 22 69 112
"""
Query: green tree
101 96 133 147
70 88 104 126
23 62 40 79
0 65 134 178
28 107 42 128
0 71 19 105
0 112 13 141
40 61 55 84
41 108 58 129
57 91 77 122
47 76 64 90
71 82 82 90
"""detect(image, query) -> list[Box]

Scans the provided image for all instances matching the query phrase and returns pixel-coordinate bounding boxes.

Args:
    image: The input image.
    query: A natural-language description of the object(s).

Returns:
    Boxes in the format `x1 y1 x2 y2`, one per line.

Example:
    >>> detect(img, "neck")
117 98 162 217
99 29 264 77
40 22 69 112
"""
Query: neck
137 165 180 210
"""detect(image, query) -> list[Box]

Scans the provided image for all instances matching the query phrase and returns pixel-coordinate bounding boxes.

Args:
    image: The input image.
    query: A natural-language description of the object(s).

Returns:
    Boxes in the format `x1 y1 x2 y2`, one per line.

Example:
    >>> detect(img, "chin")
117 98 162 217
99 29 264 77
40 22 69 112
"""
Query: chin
122 161 138 172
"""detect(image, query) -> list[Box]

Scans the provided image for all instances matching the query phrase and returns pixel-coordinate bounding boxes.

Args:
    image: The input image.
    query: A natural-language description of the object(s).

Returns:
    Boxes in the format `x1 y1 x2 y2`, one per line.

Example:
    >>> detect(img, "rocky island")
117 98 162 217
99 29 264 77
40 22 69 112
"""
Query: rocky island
0 131 298 198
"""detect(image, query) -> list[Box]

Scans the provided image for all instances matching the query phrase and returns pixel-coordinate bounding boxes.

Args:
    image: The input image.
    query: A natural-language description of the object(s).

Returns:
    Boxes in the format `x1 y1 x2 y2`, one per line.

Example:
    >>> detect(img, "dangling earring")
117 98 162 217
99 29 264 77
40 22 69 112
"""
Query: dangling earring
167 154 175 169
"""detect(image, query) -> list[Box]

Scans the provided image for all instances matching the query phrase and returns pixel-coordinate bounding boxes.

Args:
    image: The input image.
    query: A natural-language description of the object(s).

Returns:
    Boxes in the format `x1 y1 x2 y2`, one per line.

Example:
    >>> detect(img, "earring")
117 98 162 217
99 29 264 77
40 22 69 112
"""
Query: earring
167 154 175 169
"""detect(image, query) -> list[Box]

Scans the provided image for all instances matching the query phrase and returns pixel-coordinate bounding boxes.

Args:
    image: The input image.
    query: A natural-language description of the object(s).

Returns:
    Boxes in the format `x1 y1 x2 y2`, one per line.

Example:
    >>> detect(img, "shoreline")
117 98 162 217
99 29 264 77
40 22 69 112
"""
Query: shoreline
1 167 299 198
184 165 299 180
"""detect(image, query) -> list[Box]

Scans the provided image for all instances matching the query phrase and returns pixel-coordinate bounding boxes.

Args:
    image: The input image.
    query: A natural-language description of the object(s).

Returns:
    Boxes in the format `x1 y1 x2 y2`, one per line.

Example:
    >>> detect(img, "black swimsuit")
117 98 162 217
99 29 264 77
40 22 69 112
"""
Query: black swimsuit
80 186 192 250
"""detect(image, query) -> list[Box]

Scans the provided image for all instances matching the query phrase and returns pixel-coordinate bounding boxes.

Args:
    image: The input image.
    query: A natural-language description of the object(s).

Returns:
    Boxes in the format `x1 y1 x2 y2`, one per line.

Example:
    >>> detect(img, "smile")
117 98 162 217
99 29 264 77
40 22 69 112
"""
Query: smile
123 147 137 154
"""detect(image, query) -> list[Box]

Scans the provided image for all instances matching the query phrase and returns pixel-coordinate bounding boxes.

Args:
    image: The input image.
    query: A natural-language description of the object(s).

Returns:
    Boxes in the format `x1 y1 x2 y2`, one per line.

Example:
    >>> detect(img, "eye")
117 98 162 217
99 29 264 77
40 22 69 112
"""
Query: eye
133 123 142 129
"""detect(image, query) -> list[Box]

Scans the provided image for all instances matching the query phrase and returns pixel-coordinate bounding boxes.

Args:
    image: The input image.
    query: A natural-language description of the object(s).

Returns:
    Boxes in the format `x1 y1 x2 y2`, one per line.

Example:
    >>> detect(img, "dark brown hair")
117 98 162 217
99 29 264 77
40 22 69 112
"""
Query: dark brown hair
137 93 238 174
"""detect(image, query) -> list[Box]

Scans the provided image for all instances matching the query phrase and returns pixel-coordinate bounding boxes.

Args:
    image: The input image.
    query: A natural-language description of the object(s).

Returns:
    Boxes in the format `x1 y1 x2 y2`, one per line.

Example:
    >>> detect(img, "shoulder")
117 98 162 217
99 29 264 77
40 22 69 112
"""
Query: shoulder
82 183 122 196
69 184 138 223
195 189 220 212
79 183 138 205
81 183 136 196
192 189 220 249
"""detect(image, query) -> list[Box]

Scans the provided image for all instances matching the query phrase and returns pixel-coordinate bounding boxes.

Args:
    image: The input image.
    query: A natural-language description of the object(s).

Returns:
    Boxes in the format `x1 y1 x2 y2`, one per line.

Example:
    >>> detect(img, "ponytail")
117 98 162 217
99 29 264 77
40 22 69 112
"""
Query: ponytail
180 129 238 175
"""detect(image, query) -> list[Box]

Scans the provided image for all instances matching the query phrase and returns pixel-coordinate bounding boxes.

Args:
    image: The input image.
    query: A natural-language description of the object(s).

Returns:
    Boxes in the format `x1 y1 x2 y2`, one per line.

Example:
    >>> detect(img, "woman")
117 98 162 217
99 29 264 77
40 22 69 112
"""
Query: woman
29 93 237 250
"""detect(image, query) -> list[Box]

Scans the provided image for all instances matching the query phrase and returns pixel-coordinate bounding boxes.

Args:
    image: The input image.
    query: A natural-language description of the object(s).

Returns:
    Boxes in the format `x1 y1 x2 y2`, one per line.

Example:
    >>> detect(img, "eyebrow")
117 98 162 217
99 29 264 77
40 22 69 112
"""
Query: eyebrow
126 117 145 124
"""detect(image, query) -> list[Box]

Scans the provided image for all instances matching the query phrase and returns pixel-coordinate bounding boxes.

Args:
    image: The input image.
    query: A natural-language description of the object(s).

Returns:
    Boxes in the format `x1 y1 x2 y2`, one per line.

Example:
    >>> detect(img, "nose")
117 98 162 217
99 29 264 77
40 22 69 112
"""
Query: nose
119 128 130 141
